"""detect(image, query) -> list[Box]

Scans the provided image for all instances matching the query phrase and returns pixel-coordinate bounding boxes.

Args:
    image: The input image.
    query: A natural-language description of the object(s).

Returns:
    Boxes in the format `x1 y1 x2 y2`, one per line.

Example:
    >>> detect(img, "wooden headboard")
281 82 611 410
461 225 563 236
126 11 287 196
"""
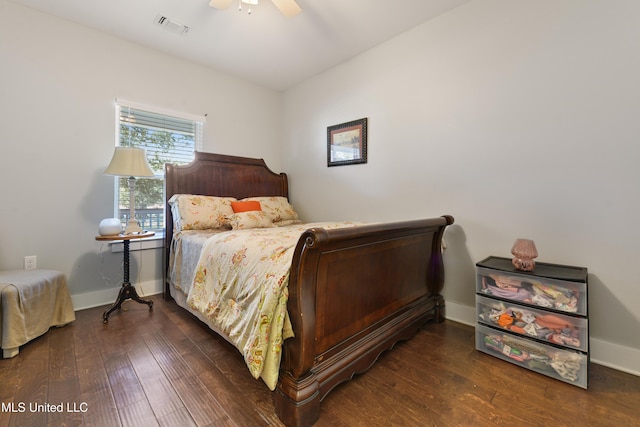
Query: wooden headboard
164 152 289 294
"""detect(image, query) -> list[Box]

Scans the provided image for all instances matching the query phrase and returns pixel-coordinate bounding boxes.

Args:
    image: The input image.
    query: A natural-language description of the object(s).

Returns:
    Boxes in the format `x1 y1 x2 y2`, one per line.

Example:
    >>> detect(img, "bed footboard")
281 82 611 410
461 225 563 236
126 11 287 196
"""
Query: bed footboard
274 215 454 427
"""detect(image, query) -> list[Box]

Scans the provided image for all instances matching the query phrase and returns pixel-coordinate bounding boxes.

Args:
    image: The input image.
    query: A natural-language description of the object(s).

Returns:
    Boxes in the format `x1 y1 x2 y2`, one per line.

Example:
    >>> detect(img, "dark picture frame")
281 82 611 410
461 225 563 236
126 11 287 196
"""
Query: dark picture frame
327 118 368 167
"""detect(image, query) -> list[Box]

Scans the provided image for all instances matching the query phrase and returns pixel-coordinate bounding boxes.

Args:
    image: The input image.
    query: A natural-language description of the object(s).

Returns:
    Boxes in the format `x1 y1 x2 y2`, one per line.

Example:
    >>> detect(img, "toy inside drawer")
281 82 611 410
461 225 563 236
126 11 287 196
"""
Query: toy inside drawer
475 323 588 389
476 294 588 352
476 266 587 315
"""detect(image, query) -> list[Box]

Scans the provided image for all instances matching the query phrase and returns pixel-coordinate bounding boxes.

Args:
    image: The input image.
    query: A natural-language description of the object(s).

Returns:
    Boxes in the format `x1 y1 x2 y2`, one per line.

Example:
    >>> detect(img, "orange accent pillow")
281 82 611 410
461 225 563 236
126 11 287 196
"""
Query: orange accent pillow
231 200 262 213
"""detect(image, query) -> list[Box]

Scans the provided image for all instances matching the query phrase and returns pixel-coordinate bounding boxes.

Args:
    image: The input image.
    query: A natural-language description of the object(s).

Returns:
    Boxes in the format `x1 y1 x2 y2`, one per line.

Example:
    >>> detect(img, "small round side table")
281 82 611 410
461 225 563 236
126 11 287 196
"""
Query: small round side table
96 231 155 323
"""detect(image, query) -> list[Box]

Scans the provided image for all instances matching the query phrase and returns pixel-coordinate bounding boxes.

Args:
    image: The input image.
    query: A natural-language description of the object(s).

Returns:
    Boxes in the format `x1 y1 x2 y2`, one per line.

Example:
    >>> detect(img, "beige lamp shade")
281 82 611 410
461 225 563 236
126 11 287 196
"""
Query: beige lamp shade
104 147 154 177
104 146 154 234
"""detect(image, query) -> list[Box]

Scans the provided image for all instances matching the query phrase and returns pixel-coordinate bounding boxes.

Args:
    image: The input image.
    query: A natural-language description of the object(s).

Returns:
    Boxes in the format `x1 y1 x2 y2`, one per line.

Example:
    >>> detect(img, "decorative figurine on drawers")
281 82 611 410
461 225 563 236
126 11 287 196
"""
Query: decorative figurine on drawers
511 238 538 271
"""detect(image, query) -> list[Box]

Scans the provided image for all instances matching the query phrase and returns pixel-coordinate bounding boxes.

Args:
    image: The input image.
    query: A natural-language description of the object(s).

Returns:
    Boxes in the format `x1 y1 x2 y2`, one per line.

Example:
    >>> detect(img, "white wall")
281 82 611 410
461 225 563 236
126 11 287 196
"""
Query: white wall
282 0 640 375
0 1 282 306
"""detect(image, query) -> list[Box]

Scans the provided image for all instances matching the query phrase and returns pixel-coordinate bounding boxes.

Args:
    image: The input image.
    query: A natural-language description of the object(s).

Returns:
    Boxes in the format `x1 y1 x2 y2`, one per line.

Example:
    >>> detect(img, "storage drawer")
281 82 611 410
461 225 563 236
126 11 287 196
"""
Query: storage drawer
475 323 588 389
476 294 588 352
476 266 587 315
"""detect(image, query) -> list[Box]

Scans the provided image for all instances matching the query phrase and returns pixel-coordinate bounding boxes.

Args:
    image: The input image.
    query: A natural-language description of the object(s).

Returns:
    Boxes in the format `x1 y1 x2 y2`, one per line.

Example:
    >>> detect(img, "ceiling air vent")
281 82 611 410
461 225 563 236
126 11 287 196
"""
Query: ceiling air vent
155 14 189 36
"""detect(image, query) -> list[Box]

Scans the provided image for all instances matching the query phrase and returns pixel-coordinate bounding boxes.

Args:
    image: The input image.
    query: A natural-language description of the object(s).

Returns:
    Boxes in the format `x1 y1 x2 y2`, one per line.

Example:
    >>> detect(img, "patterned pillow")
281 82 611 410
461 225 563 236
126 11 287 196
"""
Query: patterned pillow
168 194 236 231
240 196 300 224
228 211 275 230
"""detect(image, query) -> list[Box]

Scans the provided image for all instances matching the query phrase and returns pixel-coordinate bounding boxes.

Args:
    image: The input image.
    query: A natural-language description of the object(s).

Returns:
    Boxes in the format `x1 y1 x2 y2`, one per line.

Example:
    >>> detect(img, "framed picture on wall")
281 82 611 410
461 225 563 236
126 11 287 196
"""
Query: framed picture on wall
327 117 368 167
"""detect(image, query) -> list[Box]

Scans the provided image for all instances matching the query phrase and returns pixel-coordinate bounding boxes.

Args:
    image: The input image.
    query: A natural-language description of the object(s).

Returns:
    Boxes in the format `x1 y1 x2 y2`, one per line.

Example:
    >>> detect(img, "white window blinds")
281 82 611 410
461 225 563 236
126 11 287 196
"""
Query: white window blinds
116 101 205 171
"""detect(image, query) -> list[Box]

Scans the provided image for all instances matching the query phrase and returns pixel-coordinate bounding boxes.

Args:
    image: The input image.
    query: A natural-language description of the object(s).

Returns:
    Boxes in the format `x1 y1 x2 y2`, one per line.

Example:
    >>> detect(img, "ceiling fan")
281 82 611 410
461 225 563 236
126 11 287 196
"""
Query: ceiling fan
209 0 301 17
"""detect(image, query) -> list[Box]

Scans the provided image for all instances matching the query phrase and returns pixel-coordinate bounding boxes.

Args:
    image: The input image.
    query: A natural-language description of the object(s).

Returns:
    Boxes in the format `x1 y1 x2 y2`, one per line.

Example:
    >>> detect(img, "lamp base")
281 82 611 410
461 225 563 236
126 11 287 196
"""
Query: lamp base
512 257 536 271
123 218 145 235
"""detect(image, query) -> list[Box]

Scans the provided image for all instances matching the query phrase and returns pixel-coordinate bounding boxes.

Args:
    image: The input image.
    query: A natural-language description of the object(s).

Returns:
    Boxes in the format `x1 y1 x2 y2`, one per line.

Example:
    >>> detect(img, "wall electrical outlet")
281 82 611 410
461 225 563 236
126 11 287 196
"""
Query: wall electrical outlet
24 255 37 270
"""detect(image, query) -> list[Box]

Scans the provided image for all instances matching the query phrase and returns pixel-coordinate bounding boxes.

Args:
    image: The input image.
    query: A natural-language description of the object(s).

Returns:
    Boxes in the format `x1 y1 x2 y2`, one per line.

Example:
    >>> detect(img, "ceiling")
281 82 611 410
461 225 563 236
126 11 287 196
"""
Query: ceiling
11 0 470 91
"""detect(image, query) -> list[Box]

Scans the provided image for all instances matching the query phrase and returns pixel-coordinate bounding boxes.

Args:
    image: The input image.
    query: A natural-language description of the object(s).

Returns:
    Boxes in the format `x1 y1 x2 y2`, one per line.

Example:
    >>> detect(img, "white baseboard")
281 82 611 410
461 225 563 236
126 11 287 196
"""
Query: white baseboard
71 280 163 311
444 300 476 326
590 337 640 377
445 300 640 378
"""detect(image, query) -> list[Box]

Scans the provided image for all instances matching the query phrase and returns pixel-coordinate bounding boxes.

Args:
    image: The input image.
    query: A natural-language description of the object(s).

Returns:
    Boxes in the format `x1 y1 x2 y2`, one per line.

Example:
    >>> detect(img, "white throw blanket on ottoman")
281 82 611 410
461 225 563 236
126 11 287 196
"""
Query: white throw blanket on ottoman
0 269 75 358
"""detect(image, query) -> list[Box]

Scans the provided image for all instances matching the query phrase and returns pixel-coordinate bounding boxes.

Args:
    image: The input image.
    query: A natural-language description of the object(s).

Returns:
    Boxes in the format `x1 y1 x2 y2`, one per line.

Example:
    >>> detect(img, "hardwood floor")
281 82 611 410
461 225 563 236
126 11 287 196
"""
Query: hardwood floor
1 296 638 427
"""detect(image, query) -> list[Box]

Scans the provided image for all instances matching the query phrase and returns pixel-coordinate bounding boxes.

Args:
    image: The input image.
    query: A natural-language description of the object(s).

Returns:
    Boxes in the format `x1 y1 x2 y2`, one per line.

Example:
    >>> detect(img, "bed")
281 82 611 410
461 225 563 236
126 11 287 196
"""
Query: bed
164 151 454 427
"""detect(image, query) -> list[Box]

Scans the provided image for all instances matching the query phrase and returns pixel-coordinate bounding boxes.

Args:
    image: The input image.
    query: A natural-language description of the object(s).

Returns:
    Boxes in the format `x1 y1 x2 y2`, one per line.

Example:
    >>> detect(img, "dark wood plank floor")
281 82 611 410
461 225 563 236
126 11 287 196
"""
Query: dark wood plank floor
1 296 639 427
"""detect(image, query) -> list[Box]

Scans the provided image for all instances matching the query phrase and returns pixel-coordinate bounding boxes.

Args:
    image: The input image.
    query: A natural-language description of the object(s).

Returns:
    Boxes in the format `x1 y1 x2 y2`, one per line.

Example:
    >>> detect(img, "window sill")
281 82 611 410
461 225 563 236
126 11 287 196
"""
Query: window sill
110 232 165 253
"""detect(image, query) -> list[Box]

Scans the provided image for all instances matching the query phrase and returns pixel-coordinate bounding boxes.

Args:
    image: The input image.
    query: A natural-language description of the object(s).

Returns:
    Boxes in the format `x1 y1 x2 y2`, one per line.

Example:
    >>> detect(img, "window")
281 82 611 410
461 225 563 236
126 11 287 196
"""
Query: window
114 100 205 232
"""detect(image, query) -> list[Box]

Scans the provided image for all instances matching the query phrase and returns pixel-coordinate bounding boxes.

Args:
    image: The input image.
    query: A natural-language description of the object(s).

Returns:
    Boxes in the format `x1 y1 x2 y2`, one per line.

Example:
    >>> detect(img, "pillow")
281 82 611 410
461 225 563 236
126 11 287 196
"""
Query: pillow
240 196 300 224
228 211 275 230
168 194 236 231
231 200 262 213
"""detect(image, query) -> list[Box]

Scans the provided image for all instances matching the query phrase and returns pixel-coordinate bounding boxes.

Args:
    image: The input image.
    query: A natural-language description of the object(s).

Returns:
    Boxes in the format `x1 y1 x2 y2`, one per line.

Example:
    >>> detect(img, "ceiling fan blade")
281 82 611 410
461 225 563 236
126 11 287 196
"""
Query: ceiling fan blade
271 0 301 17
209 0 234 9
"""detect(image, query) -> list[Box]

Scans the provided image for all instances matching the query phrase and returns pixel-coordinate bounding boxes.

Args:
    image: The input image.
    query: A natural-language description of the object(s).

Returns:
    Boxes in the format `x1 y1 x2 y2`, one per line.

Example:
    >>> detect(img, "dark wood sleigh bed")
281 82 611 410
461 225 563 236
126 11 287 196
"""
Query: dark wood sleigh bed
163 151 454 427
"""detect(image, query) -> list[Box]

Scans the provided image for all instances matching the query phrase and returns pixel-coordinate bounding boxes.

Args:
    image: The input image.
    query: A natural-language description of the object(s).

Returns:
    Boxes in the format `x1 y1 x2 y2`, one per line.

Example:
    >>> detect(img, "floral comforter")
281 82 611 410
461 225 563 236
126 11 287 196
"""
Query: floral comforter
186 222 362 390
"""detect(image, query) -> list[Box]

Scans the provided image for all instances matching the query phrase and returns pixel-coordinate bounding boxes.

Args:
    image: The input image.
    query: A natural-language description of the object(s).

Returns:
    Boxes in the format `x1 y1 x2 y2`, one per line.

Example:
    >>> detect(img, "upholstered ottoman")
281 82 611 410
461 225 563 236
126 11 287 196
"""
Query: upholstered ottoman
0 269 76 358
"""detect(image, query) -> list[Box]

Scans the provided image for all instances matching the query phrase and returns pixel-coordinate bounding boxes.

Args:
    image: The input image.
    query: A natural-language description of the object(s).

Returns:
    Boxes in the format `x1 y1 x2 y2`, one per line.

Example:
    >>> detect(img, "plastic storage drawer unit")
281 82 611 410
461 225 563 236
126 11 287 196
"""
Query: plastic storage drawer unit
476 264 587 315
475 256 589 388
476 294 588 352
476 323 588 389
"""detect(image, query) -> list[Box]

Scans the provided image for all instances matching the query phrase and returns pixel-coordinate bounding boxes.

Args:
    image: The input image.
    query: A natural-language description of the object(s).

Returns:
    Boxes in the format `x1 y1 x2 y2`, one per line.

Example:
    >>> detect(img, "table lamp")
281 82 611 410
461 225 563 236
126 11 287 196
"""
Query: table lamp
104 147 155 234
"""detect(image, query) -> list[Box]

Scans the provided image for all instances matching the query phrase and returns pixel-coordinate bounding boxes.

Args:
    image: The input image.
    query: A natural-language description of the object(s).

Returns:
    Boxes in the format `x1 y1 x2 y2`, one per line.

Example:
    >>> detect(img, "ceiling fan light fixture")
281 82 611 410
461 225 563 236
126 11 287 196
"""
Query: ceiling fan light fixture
237 0 257 14
210 0 300 18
